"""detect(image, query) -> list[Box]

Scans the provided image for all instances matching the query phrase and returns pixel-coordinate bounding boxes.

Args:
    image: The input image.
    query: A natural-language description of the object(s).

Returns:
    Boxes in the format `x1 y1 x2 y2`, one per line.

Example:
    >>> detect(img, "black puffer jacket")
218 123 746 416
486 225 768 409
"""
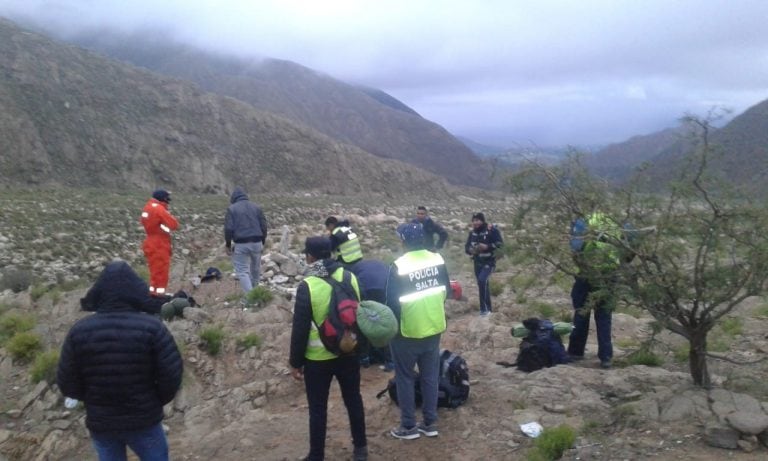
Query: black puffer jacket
57 261 183 433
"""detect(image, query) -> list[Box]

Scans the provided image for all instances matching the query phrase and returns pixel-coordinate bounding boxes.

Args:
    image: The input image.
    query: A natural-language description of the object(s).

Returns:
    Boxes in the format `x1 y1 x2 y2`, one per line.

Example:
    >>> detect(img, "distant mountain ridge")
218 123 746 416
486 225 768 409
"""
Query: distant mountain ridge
584 99 768 194
0 18 452 196
67 29 490 186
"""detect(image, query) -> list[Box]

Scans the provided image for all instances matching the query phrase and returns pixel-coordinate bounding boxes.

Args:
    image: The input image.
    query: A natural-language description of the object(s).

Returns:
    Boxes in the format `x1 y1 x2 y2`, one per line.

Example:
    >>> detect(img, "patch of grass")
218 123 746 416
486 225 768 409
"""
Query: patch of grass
615 338 640 349
57 278 89 292
7 331 43 362
624 348 663 367
719 317 743 336
508 273 537 293
489 279 504 297
672 344 689 363
755 303 768 318
0 313 36 345
237 333 262 350
48 288 62 305
527 424 576 461
214 259 234 273
530 301 557 319
30 350 59 384
199 325 225 356
29 284 49 302
615 304 644 318
224 292 242 303
580 419 602 432
708 334 731 353
246 286 274 307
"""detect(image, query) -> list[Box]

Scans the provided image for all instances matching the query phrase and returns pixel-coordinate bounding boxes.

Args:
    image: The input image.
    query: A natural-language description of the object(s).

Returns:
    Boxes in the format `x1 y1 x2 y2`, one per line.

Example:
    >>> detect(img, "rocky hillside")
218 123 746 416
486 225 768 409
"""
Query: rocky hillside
2 191 768 460
68 29 490 186
0 18 452 196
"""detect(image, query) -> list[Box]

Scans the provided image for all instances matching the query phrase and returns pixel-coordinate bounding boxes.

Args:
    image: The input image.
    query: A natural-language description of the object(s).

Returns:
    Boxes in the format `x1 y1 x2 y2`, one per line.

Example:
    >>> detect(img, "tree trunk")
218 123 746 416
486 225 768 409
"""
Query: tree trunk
688 331 711 387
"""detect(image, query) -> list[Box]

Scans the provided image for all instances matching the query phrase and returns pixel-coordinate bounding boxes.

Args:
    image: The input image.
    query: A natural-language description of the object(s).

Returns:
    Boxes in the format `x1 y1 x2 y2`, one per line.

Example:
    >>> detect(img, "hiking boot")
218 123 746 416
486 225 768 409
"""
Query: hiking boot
353 445 368 461
417 422 439 437
390 425 420 440
600 359 612 369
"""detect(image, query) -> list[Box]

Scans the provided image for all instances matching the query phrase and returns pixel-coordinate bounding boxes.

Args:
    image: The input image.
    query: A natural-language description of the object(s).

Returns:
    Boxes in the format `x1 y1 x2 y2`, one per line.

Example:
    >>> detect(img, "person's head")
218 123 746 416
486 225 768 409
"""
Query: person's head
303 236 332 263
324 216 338 233
396 222 425 250
471 212 486 230
230 186 248 204
415 206 428 223
152 189 171 204
83 260 150 312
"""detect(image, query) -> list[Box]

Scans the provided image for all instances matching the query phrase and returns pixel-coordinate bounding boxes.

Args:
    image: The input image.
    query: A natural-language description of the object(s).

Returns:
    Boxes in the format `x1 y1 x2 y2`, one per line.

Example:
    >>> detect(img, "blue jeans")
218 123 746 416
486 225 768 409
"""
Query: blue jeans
303 355 366 460
90 422 168 461
474 261 495 313
232 241 263 293
567 277 613 362
389 334 441 429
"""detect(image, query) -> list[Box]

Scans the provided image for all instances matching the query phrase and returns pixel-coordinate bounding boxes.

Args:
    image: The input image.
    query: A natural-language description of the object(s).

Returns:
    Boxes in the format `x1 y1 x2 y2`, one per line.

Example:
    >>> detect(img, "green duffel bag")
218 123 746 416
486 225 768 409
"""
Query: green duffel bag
511 321 573 338
356 300 398 348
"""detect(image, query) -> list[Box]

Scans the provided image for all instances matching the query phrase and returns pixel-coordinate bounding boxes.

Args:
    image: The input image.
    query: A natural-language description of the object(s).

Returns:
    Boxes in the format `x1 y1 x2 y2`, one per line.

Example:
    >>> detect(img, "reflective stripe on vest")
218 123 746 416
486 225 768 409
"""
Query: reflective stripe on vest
303 267 361 361
333 227 363 263
394 250 447 338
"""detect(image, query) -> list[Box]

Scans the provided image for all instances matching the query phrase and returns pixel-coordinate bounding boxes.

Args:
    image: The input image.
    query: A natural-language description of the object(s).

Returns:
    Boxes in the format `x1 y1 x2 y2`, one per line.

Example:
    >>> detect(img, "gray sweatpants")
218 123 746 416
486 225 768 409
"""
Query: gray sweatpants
232 241 263 293
389 334 441 429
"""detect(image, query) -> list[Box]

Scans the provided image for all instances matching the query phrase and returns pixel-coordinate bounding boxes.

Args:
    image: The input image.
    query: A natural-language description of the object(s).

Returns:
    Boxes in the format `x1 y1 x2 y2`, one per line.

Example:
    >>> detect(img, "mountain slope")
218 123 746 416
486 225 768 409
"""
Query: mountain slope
69 30 490 186
0 18 451 196
584 126 688 181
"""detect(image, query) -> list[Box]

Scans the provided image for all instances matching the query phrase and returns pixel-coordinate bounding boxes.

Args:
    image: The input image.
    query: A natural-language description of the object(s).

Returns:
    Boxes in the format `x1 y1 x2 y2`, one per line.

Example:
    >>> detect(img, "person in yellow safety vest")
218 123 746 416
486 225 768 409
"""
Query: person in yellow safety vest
325 216 363 265
289 236 368 461
385 222 450 440
567 212 622 370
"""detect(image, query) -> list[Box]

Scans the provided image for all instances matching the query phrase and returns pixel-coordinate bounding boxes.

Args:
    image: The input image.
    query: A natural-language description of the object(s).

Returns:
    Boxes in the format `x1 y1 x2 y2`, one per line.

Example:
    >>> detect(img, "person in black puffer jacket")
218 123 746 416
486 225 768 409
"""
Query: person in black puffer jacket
57 260 182 461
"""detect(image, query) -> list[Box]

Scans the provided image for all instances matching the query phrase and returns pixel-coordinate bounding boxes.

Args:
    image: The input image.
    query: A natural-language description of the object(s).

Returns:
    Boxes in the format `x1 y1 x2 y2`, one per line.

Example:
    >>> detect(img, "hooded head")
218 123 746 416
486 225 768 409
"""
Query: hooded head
303 236 332 261
230 186 248 204
152 189 171 203
80 260 151 312
397 222 425 250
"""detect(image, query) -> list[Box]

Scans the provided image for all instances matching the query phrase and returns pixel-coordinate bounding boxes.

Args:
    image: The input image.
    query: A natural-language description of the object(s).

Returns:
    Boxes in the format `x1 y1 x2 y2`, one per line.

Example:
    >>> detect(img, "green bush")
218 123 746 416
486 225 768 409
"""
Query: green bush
0 269 33 293
673 344 689 363
531 301 557 319
720 317 743 336
199 325 225 356
527 424 576 461
624 348 664 367
7 331 43 362
246 286 274 307
30 350 60 384
29 284 49 302
489 279 504 297
237 333 262 350
0 313 36 345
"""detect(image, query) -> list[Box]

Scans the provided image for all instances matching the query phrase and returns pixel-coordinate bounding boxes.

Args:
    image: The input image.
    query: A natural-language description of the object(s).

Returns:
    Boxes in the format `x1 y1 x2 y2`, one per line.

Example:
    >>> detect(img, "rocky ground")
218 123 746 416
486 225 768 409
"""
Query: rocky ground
1 189 768 460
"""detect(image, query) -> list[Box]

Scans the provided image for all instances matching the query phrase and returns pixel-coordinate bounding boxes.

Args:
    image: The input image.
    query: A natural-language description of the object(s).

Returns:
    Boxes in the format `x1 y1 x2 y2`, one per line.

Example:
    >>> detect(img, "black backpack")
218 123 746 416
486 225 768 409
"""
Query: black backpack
514 318 570 372
376 349 470 408
312 271 361 355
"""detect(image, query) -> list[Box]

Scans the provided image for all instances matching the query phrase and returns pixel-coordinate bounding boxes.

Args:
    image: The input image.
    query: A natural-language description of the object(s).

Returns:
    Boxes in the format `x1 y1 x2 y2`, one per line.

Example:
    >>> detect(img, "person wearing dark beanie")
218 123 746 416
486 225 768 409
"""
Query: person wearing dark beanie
465 212 503 316
140 189 178 296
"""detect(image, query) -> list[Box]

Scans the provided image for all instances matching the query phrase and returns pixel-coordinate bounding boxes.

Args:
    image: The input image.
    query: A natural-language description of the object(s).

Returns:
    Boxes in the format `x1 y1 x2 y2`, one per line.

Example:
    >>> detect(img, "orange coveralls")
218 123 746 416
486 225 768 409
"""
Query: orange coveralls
140 198 179 296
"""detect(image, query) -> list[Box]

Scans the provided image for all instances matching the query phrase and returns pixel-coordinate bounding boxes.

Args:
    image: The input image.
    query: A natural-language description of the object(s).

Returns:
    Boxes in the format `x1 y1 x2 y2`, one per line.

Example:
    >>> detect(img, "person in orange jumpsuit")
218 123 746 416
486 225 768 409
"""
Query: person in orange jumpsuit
140 189 179 297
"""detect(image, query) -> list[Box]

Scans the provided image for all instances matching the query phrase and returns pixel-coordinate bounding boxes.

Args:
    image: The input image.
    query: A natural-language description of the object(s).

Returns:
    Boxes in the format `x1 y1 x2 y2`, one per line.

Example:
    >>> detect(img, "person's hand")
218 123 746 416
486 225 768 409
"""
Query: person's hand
476 243 489 252
291 367 304 381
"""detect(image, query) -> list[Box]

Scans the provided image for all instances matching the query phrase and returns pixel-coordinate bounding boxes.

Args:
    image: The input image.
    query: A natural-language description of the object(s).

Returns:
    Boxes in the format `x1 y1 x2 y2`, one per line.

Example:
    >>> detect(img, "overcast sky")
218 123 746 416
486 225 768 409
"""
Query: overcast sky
2 0 768 147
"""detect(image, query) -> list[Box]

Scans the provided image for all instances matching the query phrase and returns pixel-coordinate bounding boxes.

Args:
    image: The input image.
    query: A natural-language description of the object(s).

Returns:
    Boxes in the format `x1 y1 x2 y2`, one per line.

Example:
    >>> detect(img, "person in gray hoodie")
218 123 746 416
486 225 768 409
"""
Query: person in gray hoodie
224 187 268 294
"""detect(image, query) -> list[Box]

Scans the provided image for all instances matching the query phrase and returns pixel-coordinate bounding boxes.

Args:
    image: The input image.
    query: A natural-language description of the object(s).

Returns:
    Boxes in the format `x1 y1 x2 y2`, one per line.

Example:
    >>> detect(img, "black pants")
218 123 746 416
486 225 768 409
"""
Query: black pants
304 355 366 460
